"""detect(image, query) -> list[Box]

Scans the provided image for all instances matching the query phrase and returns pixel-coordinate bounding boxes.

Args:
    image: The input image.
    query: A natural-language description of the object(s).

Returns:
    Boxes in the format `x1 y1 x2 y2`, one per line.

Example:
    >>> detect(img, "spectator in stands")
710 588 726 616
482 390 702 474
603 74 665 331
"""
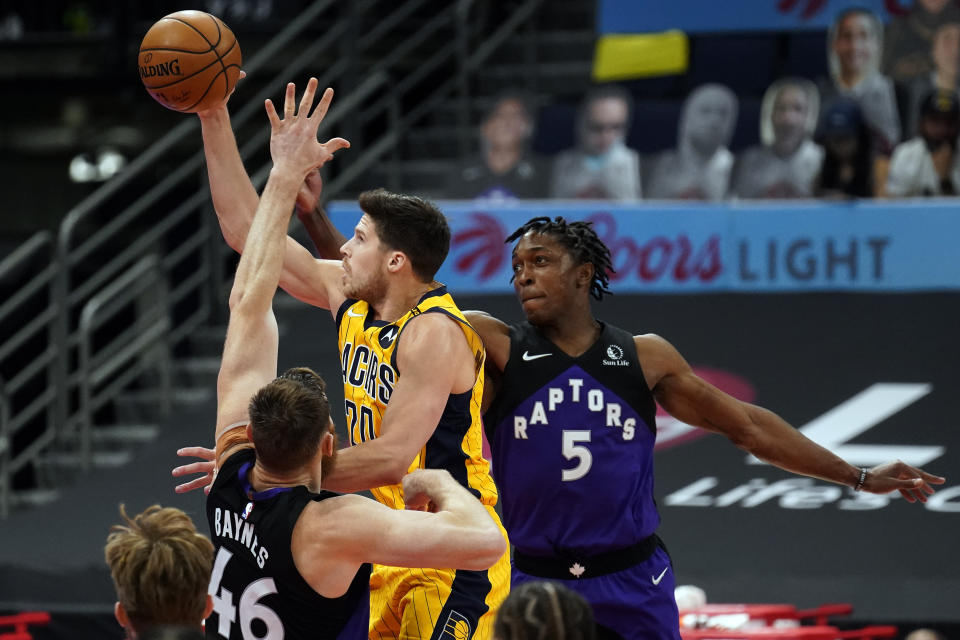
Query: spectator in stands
732 78 824 199
904 21 960 138
815 98 875 198
104 504 213 640
447 91 549 200
887 88 960 196
493 581 596 640
821 7 901 174
645 83 737 200
884 0 960 82
549 85 641 200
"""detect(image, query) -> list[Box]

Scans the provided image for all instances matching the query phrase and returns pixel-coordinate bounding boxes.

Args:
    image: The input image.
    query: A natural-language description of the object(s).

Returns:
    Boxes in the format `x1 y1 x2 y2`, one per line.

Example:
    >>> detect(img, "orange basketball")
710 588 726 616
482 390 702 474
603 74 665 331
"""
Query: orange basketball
138 10 242 114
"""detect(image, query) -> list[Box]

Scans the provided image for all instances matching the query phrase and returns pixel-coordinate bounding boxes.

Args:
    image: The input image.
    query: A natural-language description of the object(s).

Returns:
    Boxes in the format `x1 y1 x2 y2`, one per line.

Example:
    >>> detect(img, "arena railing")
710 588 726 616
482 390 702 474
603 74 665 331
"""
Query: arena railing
1 0 546 516
0 232 59 518
76 254 171 472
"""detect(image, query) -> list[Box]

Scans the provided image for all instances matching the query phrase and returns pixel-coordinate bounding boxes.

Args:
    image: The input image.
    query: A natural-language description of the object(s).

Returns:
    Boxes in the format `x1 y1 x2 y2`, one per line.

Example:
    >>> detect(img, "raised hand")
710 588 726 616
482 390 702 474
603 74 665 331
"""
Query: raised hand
264 78 350 181
196 70 247 117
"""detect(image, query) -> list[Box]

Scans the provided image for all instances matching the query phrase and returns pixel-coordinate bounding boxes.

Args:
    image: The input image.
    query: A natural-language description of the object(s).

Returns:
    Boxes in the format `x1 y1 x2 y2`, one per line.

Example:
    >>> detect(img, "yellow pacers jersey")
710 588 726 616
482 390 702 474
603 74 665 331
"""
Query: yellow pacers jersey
335 286 498 510
337 286 510 640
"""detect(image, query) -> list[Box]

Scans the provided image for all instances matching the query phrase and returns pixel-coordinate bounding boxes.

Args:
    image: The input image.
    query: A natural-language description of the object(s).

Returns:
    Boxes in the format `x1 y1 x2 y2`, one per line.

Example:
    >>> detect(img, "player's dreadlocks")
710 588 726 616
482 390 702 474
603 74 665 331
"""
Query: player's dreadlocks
505 216 614 300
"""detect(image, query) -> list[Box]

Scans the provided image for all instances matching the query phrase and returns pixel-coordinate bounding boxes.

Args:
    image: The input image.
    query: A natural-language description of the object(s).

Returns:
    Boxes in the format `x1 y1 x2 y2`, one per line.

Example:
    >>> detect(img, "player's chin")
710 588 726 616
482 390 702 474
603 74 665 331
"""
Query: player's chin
520 299 549 323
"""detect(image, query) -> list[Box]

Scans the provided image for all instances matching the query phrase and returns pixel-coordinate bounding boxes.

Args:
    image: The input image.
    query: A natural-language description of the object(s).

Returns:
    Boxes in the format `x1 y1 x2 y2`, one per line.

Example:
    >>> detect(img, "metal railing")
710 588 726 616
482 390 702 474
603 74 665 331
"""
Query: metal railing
77 255 171 471
0 232 59 517
0 0 548 516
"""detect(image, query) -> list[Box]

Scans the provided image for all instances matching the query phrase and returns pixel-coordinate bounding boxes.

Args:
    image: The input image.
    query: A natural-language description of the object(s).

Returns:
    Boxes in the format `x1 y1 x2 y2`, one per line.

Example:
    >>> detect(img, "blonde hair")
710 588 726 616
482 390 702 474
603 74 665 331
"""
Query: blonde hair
104 504 213 635
759 78 821 146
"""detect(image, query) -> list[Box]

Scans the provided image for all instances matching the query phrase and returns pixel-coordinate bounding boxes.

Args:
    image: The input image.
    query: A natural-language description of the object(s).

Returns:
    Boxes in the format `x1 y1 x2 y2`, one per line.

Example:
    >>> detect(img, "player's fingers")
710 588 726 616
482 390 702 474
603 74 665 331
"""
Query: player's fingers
917 469 946 484
175 476 213 494
238 70 247 81
176 446 215 460
299 77 318 118
898 488 917 503
265 99 280 127
323 137 351 154
284 82 296 115
311 87 334 122
171 461 214 477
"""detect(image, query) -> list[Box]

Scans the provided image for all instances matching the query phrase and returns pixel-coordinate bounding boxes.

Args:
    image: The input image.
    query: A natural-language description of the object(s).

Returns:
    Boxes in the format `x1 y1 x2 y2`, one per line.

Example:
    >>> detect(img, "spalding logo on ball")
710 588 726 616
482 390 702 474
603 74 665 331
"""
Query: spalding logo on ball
139 10 241 113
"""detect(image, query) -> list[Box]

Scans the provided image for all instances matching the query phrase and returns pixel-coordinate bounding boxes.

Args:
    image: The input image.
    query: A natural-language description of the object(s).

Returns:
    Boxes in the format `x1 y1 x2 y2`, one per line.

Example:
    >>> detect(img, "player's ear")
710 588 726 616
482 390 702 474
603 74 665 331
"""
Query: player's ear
386 251 406 274
577 262 594 288
321 431 335 457
245 423 254 443
114 602 129 629
203 594 214 620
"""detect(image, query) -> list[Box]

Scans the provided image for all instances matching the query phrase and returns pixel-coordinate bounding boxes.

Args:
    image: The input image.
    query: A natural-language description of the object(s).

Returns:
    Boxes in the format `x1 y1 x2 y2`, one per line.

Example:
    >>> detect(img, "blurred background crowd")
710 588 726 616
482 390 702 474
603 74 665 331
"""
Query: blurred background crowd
3 0 960 258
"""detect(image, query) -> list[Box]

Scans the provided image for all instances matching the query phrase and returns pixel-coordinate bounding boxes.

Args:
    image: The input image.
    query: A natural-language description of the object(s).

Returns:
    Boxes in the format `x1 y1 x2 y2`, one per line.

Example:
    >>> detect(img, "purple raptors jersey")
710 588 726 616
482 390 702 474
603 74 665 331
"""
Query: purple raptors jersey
484 322 660 558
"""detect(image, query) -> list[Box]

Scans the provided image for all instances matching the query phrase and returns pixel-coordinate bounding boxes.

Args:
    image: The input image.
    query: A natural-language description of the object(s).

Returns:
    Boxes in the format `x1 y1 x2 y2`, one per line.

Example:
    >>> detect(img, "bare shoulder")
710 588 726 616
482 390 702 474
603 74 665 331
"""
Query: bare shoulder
463 309 510 371
463 309 510 338
633 333 691 389
295 493 375 544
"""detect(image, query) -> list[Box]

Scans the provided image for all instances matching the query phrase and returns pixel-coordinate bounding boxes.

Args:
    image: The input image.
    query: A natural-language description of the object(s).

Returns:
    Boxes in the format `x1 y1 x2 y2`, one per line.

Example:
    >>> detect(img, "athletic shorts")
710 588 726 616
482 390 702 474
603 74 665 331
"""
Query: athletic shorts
368 548 510 640
511 544 681 640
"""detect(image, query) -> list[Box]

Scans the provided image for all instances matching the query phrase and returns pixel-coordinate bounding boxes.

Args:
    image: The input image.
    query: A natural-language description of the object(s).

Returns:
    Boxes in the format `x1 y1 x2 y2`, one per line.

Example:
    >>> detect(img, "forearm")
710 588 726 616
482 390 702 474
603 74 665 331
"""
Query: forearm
198 106 261 250
742 405 861 488
321 439 411 494
297 202 347 260
230 168 301 307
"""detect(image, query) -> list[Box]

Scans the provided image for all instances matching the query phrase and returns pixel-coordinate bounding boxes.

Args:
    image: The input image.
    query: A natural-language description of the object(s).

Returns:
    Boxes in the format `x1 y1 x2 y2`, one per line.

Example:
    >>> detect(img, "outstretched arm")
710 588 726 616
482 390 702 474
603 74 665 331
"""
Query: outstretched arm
197 84 346 311
215 79 349 449
637 334 946 502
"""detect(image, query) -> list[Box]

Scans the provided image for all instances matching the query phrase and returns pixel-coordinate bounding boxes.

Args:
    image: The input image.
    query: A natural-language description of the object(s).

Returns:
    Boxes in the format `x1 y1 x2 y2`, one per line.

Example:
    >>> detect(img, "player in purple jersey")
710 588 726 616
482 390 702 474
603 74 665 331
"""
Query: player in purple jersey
464 216 946 640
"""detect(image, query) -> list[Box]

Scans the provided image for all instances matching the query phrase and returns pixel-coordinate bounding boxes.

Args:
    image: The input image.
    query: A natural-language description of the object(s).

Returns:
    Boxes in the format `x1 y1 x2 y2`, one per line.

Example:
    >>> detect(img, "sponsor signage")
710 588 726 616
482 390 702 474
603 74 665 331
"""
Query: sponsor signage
326 200 960 294
597 0 902 34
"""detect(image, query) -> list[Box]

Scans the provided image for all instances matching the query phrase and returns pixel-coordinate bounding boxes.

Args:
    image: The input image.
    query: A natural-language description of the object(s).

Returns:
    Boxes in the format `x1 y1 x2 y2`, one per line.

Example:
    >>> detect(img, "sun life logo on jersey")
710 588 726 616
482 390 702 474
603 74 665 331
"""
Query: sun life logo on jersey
378 325 399 349
603 344 629 367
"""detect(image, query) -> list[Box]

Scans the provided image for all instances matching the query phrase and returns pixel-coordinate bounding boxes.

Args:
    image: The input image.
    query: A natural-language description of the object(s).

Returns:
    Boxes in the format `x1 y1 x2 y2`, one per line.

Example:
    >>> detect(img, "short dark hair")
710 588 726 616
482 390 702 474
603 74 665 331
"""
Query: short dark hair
493 581 596 640
506 216 614 300
357 189 450 282
248 367 330 474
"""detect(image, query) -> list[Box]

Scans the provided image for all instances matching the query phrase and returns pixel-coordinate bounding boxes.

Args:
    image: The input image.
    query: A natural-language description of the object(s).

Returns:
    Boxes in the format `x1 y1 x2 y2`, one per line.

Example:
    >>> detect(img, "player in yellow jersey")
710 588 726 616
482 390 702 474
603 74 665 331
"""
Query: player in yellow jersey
175 84 510 640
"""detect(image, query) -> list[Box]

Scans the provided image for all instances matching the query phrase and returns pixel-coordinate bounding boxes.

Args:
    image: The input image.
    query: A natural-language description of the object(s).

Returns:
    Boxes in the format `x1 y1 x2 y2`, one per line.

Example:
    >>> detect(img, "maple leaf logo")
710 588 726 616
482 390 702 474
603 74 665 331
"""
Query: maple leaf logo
569 562 586 578
452 212 509 281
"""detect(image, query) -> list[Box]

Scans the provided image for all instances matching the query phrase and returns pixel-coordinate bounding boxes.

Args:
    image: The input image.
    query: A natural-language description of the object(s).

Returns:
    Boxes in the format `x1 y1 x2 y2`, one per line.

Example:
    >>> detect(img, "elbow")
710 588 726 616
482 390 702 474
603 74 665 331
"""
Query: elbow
462 528 508 571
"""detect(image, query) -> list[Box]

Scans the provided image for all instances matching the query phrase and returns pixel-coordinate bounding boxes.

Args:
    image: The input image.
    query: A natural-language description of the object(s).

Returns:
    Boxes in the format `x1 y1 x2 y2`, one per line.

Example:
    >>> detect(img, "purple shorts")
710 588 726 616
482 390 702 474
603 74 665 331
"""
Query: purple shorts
511 545 681 640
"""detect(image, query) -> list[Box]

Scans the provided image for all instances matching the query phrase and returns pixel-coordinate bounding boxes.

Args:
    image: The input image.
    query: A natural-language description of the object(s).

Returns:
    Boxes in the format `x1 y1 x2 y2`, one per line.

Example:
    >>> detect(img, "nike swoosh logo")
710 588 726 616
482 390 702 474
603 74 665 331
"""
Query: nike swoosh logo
651 566 669 586
522 351 552 361
346 309 365 317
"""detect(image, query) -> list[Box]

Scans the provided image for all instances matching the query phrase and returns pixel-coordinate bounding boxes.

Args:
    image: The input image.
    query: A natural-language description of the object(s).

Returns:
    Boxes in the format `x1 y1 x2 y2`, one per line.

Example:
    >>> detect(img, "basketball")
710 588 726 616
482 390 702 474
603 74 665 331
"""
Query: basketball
138 10 242 114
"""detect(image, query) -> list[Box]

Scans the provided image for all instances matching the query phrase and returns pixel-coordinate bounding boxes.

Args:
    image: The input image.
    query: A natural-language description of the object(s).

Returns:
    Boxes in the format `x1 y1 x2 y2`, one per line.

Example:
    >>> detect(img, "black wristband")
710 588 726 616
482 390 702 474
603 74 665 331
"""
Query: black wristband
854 467 868 492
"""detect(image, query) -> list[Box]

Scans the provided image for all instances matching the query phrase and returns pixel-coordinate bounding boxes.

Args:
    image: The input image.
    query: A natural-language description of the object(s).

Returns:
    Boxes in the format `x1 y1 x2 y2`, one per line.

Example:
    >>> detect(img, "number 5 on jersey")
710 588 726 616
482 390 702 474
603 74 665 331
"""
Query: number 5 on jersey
562 430 592 481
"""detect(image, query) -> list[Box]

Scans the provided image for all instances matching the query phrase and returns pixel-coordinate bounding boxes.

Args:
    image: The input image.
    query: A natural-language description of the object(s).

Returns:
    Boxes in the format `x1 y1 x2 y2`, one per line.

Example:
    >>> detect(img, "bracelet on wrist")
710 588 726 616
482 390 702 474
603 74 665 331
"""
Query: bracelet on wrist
854 467 868 492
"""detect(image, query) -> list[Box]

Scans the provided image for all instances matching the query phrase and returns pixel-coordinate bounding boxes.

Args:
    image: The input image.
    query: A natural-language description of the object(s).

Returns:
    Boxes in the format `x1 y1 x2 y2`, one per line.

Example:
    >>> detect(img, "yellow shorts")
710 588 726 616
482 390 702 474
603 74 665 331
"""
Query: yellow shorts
368 545 510 640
